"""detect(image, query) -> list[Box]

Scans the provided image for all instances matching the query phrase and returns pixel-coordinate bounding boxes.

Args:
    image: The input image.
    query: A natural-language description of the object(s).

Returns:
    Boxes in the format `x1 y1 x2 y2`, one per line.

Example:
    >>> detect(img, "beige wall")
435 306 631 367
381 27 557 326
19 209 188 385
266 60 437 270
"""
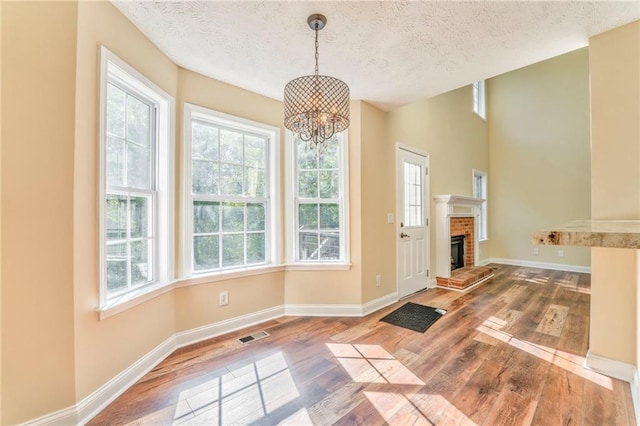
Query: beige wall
588 21 640 365
72 1 179 403
488 48 591 268
2 2 79 423
0 0 4 420
386 85 490 274
360 102 396 303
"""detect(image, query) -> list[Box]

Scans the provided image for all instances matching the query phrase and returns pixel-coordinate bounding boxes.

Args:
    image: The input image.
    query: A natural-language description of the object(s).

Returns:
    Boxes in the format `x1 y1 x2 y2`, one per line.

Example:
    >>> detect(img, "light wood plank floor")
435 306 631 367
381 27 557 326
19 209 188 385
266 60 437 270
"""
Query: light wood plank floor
89 265 636 425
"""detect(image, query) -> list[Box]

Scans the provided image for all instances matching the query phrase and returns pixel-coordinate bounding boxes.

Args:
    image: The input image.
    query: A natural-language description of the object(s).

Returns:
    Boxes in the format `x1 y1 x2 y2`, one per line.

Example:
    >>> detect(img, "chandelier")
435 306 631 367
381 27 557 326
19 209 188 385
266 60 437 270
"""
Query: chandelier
284 14 350 151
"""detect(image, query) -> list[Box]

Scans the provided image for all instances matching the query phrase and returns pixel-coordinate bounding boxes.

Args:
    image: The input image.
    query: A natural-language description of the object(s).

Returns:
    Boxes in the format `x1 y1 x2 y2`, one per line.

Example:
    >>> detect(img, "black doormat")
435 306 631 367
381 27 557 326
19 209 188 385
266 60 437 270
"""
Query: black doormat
380 302 447 333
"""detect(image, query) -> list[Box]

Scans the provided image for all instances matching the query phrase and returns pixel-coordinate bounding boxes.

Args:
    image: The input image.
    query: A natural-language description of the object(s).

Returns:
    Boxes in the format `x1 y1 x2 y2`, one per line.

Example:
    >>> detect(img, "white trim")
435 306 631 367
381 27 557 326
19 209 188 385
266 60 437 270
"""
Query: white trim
176 265 285 287
478 258 492 266
19 293 411 425
585 351 637 382
632 369 640 424
19 406 78 426
175 305 285 347
20 336 177 426
284 263 351 271
285 303 363 317
604 359 640 424
76 336 177 425
489 257 591 273
98 46 175 309
362 292 399 316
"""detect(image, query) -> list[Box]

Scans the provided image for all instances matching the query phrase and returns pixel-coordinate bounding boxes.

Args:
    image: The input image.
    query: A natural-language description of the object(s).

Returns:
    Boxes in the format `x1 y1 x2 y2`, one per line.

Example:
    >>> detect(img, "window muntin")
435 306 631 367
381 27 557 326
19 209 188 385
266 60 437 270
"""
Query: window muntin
105 80 157 295
403 161 423 227
473 169 488 241
185 106 277 275
473 80 486 120
100 46 174 308
293 133 347 263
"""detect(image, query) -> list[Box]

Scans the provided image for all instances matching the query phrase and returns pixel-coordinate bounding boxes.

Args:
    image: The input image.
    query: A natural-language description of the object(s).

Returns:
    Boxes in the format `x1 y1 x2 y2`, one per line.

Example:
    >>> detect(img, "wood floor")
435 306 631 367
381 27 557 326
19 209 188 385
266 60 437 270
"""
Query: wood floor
89 265 636 425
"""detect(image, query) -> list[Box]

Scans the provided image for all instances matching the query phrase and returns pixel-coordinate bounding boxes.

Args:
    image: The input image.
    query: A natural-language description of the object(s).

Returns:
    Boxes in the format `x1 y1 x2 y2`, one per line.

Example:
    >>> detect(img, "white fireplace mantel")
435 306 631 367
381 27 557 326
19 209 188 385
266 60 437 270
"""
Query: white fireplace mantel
434 195 484 278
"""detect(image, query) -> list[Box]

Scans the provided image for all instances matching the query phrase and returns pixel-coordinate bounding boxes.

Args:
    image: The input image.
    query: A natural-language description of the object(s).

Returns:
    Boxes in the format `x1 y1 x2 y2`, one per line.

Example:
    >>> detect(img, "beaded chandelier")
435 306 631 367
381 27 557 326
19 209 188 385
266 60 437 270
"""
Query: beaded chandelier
284 14 350 151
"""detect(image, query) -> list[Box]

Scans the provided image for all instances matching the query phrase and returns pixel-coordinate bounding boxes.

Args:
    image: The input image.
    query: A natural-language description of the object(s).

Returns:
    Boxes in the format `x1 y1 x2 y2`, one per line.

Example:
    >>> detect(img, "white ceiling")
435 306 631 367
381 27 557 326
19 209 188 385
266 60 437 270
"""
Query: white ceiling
113 1 640 111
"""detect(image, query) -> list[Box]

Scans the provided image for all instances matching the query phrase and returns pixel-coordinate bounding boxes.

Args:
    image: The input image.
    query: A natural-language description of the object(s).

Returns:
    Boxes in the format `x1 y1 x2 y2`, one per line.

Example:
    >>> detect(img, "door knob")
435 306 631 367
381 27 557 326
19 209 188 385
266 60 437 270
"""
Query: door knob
400 233 410 238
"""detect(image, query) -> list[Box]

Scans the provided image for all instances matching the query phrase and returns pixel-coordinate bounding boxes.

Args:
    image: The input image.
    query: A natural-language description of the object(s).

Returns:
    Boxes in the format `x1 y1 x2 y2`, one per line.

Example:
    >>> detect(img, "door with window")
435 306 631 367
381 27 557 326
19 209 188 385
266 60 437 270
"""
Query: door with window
397 147 430 298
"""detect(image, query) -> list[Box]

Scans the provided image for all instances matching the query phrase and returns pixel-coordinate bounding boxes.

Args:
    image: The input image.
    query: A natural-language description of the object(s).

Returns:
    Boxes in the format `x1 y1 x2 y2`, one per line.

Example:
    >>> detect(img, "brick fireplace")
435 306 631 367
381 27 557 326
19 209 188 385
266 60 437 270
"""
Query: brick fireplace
450 217 475 268
433 194 483 279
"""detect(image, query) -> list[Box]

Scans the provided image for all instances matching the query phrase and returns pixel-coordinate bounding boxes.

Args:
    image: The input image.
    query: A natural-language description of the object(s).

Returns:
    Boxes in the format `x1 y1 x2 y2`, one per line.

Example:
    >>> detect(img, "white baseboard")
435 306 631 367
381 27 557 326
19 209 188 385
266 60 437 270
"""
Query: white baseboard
585 351 636 382
284 303 362 317
478 258 492 266
21 336 177 426
362 292 398 316
175 305 285 347
631 369 640 425
19 294 399 425
585 351 639 423
489 257 591 273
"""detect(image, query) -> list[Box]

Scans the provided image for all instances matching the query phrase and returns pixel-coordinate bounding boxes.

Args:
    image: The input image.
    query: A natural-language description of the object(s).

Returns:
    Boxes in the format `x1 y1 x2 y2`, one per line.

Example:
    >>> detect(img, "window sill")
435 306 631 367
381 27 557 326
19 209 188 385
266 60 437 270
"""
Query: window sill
176 265 286 288
97 263 351 320
285 263 352 271
97 280 175 320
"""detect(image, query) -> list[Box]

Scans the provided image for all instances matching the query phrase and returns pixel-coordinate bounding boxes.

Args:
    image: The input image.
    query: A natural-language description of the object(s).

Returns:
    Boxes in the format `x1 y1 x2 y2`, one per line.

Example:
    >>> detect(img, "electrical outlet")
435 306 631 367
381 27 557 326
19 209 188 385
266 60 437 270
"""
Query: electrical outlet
533 247 539 255
558 250 564 258
387 213 394 224
219 290 229 306
375 275 381 287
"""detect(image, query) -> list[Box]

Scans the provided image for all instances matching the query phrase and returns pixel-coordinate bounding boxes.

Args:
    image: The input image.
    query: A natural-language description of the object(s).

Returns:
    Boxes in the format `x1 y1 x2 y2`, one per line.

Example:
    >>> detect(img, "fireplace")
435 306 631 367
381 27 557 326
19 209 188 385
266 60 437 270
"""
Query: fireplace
434 195 483 279
451 235 465 271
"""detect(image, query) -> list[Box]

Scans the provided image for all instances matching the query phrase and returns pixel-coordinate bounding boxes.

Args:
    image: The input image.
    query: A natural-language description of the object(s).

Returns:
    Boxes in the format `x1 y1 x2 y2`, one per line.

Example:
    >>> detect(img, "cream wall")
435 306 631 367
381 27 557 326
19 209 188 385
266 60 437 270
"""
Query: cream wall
588 21 640 366
0 0 4 420
360 102 395 303
2 2 79 423
488 48 591 268
73 1 179 403
386 86 490 274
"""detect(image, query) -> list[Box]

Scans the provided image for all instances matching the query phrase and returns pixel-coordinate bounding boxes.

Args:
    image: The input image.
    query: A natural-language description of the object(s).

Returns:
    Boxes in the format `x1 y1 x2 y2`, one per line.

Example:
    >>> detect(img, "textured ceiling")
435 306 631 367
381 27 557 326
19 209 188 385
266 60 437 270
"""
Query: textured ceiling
113 1 640 111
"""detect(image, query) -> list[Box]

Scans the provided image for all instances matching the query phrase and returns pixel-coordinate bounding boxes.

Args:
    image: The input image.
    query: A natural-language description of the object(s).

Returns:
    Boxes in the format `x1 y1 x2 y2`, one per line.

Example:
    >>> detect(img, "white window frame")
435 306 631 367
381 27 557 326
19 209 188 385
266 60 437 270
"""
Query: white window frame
473 169 488 242
182 103 281 277
98 46 175 310
285 131 350 269
473 80 486 120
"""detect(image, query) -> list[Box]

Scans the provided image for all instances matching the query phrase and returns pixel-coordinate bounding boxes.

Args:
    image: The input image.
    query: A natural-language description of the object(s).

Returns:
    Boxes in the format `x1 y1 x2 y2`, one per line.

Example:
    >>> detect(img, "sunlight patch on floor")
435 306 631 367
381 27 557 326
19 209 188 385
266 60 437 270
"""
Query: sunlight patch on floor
476 316 613 389
175 351 300 425
326 343 425 385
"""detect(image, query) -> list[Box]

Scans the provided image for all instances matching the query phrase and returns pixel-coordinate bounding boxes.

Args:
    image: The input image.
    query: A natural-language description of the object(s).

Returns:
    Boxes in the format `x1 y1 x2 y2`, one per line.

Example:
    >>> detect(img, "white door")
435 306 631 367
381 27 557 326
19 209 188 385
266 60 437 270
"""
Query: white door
397 147 430 298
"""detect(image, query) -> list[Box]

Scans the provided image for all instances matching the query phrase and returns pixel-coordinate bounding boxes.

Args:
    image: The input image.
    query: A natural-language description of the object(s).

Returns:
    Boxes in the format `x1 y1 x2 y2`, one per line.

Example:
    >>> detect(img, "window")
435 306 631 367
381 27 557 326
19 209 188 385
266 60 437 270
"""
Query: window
184 104 280 275
99 47 174 307
473 80 486 119
286 133 349 265
473 169 488 241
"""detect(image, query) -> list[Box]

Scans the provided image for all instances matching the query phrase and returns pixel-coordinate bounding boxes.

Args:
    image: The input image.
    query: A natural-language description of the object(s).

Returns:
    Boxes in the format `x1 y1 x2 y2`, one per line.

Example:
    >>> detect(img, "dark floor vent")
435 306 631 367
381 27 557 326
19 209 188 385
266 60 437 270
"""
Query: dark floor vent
237 330 270 345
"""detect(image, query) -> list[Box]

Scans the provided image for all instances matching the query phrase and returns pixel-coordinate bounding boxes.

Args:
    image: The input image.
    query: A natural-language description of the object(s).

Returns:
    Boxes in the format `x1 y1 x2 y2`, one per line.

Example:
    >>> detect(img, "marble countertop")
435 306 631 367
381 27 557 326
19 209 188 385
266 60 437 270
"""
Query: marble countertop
532 220 640 249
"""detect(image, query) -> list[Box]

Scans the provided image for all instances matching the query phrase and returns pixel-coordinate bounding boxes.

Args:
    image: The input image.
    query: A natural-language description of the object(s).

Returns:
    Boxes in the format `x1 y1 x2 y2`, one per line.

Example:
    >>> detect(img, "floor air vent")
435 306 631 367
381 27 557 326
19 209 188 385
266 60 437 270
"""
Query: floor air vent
237 330 270 345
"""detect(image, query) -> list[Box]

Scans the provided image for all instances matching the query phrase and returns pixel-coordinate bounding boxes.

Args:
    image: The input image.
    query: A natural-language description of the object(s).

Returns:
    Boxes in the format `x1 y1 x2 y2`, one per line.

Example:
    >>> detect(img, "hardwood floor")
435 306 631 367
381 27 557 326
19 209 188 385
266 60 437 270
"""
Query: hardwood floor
89 265 636 425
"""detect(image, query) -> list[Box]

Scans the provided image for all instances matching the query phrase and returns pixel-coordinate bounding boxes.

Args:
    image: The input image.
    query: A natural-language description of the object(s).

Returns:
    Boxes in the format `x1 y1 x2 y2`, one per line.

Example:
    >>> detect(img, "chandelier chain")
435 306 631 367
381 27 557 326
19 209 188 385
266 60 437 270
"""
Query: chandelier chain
314 28 319 76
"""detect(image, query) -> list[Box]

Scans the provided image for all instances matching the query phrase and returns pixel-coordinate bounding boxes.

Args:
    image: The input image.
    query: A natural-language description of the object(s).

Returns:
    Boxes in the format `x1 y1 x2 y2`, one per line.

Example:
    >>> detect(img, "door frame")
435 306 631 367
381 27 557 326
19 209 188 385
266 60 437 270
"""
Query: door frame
395 143 432 297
